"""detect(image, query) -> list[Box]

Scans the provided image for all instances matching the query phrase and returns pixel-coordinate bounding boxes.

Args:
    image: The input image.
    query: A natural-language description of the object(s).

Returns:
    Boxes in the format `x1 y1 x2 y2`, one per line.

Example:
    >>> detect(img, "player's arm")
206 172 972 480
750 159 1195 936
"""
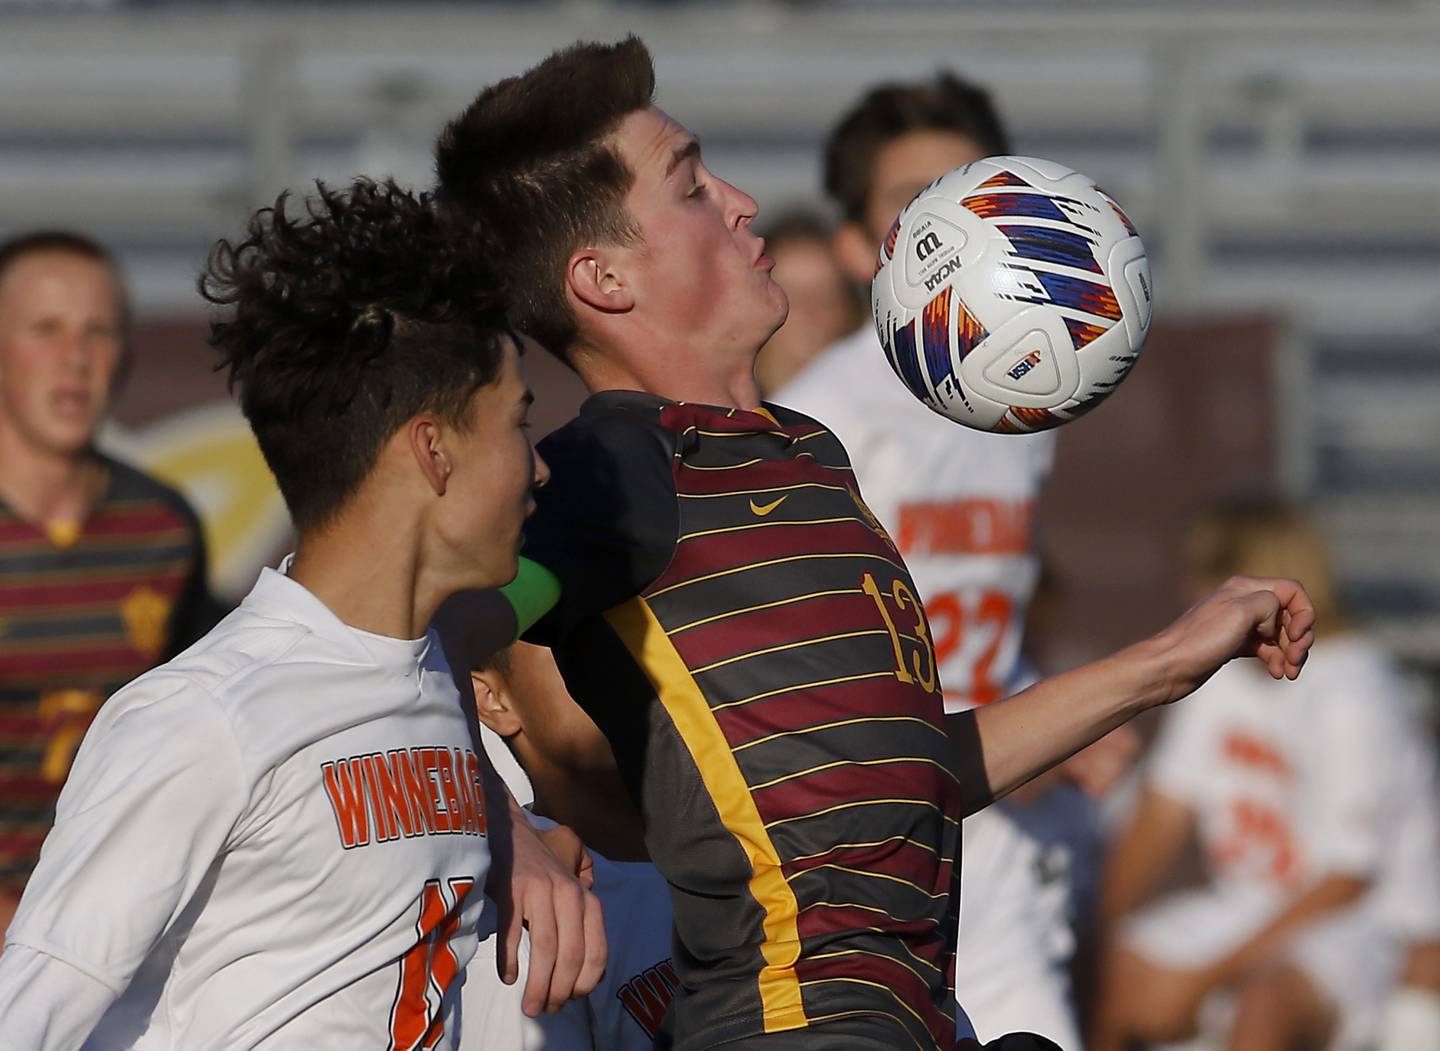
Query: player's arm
0 680 244 1049
1206 872 1370 992
436 629 605 1019
949 575 1315 814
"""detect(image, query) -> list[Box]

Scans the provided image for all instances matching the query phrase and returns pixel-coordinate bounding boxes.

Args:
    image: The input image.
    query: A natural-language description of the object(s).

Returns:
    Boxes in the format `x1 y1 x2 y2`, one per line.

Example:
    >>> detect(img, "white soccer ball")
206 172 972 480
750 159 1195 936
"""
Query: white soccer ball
871 156 1152 432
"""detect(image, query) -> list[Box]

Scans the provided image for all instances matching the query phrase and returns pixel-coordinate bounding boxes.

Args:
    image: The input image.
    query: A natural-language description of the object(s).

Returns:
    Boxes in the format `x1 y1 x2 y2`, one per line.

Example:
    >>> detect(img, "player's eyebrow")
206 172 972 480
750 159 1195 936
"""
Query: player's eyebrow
666 138 702 177
520 388 535 409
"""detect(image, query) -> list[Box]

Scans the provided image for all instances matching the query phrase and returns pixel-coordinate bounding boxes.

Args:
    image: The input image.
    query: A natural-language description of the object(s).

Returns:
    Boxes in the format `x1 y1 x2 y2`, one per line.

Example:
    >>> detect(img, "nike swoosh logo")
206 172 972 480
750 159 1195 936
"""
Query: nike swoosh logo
749 495 788 517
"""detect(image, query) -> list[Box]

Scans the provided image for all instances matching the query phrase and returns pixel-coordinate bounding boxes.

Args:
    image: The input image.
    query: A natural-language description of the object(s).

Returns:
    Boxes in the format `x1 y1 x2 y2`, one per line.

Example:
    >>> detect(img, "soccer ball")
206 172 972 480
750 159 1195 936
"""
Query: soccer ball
871 156 1152 433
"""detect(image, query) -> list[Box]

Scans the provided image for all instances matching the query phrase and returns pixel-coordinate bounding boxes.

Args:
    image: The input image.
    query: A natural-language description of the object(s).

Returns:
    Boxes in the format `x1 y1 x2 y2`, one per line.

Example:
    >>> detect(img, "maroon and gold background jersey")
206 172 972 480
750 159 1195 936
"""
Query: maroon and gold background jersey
525 392 963 1050
0 455 219 896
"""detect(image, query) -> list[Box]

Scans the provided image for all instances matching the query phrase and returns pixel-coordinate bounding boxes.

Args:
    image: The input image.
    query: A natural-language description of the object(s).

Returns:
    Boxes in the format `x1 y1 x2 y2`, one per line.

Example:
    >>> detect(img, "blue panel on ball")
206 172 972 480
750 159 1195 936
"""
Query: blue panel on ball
892 318 928 400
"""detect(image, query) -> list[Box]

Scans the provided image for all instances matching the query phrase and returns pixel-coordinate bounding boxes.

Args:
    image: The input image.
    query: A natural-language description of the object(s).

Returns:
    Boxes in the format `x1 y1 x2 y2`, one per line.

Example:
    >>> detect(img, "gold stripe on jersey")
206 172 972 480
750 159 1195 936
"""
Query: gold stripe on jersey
786 835 942 864
679 458 766 471
748 755 955 792
801 1009 930 1051
676 481 850 501
806 948 944 997
647 550 908 600
711 670 894 712
670 587 864 636
732 714 945 753
763 797 962 831
789 864 949 901
606 595 806 1032
676 516 868 544
798 976 935 1039
690 629 890 676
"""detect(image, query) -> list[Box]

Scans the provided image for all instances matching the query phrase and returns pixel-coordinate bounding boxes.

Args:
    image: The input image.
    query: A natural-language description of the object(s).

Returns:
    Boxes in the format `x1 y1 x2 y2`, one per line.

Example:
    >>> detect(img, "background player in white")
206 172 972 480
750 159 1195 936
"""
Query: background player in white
777 73 1134 1047
463 642 675 1051
0 179 604 1048
1092 502 1440 1051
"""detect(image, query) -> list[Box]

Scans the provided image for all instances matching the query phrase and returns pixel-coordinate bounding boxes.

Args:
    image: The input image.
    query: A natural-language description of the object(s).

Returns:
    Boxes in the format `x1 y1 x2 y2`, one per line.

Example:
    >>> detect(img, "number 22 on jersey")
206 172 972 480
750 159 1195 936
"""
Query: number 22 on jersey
388 876 474 1050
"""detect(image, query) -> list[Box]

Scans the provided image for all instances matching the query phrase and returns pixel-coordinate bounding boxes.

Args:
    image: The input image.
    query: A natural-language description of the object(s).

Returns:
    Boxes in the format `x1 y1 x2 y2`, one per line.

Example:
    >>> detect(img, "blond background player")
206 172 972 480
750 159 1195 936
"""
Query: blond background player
1093 502 1440 1051
0 180 602 1048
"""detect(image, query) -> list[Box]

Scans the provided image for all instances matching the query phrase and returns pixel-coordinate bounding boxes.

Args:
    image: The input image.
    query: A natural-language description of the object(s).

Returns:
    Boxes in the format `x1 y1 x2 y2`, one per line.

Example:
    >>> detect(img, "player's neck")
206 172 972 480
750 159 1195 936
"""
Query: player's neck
571 342 762 412
288 511 437 643
521 747 649 862
0 424 104 526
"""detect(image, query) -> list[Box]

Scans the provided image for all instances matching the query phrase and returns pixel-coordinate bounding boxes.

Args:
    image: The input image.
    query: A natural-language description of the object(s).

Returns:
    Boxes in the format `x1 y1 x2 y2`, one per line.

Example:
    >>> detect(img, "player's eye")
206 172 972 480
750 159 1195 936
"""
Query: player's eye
687 181 706 200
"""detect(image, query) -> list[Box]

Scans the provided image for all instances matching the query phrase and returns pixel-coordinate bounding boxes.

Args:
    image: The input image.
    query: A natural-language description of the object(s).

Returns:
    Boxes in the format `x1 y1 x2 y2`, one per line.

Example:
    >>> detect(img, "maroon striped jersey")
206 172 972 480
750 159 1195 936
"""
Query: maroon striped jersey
0 455 218 896
524 392 963 1049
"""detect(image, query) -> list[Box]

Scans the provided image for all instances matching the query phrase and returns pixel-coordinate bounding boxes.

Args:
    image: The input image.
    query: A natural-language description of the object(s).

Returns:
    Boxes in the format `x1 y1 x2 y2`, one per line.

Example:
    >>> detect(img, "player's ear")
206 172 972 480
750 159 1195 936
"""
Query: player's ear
407 414 451 496
567 246 635 316
471 668 523 737
833 221 877 287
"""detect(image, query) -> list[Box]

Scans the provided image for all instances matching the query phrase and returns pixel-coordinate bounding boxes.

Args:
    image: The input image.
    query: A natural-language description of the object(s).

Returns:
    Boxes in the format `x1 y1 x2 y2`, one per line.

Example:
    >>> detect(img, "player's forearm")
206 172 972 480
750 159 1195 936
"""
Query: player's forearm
951 638 1170 814
1208 873 1369 989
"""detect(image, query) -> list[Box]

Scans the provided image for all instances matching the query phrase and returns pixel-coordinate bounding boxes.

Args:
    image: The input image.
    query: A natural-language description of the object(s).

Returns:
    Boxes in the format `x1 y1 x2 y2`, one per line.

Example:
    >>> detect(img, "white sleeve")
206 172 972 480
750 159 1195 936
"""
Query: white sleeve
0 677 245 1046
0 945 116 1051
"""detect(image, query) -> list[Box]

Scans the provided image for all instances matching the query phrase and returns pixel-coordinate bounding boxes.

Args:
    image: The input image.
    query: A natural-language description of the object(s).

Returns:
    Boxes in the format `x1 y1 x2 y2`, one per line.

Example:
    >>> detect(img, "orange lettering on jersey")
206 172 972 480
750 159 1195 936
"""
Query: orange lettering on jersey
398 749 438 834
465 751 487 835
321 747 487 850
616 959 679 1039
1222 732 1293 780
896 498 1033 557
435 749 465 833
322 759 371 849
376 750 418 838
361 755 395 842
419 748 451 834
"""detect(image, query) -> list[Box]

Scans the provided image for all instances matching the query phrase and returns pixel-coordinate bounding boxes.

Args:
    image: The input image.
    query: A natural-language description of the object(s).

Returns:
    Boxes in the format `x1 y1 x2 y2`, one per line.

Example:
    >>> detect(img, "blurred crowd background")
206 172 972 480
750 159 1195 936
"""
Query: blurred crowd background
0 1 1436 1048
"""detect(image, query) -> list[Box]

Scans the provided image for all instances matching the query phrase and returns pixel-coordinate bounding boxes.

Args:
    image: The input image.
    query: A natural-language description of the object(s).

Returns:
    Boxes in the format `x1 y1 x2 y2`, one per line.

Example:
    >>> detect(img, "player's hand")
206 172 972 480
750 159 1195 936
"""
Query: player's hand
1146 575 1315 704
491 811 606 1016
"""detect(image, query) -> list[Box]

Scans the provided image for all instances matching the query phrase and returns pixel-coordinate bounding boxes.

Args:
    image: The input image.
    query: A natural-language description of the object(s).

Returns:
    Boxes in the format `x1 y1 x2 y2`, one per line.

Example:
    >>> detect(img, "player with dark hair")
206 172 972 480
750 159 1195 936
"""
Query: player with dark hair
437 38 1313 1051
0 230 220 933
0 180 603 1048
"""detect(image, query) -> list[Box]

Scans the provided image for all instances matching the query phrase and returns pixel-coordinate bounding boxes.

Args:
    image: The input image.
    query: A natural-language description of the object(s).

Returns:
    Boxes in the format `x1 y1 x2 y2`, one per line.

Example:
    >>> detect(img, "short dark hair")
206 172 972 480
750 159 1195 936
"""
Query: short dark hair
824 73 1011 223
201 178 511 532
434 36 655 362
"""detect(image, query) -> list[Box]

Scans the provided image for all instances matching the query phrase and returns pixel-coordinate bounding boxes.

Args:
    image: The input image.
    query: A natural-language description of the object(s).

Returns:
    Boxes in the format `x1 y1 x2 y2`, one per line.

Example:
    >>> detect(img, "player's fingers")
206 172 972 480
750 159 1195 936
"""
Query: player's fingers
521 889 558 1017
575 886 608 997
543 877 589 1012
496 898 521 986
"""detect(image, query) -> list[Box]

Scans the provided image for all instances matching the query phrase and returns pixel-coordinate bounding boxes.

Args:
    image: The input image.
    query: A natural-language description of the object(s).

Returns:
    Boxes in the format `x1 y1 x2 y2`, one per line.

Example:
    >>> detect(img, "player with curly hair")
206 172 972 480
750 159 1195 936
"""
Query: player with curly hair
0 179 604 1049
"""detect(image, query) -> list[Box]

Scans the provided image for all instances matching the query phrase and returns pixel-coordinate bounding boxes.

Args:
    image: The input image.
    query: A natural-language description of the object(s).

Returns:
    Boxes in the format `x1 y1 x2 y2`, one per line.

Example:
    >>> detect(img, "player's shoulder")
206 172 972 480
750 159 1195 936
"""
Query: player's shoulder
98 452 204 534
538 391 679 462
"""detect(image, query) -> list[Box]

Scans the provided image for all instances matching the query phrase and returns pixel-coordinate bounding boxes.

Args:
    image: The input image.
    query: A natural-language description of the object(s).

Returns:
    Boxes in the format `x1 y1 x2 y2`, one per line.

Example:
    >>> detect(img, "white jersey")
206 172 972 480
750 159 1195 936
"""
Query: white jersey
0 567 492 1050
776 325 1054 713
1147 634 1438 924
464 848 675 1051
